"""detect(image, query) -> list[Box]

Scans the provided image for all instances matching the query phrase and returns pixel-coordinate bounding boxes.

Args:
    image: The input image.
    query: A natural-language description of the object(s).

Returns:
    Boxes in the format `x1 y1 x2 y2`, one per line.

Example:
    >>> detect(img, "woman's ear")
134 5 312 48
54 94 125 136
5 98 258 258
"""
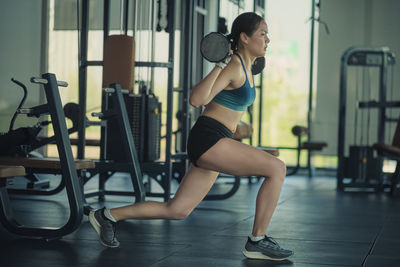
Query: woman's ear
239 32 249 46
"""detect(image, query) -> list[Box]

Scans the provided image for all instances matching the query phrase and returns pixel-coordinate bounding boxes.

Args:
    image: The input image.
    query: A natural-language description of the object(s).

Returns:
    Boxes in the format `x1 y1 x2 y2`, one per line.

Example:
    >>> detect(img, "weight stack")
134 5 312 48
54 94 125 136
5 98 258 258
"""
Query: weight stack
105 94 161 163
145 96 161 161
343 146 381 183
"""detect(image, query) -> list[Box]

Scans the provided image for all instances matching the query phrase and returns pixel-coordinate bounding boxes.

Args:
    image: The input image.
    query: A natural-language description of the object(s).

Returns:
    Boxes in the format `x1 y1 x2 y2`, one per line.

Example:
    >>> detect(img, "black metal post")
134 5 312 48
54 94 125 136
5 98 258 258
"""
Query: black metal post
124 0 129 35
78 0 90 159
104 0 110 39
181 0 193 151
307 0 316 174
337 49 349 191
43 73 84 228
257 75 263 146
164 0 175 201
378 52 388 143
254 0 265 146
98 0 110 201
111 84 146 202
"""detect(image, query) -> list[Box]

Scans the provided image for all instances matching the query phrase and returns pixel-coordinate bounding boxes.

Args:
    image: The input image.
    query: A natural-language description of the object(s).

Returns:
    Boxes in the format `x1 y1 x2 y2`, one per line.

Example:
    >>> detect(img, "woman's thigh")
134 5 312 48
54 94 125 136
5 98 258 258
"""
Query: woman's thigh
197 138 286 178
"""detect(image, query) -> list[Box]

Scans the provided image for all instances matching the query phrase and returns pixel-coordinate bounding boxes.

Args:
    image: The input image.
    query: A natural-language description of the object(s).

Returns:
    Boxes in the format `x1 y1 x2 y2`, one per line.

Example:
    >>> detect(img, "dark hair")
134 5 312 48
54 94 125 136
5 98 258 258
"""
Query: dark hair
226 12 264 50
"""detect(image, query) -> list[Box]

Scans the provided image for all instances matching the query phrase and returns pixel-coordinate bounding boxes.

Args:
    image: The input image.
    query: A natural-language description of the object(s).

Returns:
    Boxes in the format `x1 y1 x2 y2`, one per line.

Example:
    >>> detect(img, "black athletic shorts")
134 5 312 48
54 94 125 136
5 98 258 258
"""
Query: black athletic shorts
187 116 234 167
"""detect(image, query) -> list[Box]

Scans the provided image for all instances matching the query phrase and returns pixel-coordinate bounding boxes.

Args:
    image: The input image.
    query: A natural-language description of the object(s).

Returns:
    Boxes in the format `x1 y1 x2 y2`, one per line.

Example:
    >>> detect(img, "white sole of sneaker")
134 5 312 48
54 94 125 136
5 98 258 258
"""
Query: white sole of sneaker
88 211 101 236
242 250 289 261
88 211 119 248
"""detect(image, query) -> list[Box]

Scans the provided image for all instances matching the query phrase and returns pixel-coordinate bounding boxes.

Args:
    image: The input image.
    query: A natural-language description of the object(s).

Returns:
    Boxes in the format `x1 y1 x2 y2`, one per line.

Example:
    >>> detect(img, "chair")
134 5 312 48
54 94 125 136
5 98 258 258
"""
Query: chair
287 125 327 177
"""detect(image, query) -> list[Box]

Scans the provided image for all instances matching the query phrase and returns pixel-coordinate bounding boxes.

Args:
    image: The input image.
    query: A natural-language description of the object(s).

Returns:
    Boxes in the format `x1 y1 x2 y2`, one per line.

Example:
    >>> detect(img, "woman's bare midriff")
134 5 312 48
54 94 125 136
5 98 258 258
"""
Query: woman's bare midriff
201 101 244 133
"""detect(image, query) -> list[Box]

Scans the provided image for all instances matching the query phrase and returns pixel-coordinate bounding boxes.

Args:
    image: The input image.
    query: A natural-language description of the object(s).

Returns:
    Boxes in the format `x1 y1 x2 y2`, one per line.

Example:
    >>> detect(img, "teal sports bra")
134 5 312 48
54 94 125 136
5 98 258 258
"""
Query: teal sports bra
212 53 256 111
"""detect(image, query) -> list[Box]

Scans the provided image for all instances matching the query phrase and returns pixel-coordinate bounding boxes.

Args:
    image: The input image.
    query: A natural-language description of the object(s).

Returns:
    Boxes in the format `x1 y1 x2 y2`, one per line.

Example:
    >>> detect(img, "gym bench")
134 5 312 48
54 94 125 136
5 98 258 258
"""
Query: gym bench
0 156 94 195
0 165 25 179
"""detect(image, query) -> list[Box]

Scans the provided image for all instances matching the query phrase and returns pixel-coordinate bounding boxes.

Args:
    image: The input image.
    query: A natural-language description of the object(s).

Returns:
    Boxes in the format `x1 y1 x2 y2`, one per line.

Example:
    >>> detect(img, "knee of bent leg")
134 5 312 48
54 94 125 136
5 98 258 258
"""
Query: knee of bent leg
267 158 286 181
277 159 287 181
166 202 192 220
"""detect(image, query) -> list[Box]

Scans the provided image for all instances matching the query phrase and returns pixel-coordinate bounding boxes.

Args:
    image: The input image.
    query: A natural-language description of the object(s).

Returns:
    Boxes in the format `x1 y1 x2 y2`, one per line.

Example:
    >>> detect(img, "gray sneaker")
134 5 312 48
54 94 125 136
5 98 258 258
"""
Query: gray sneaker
242 236 293 260
89 208 120 248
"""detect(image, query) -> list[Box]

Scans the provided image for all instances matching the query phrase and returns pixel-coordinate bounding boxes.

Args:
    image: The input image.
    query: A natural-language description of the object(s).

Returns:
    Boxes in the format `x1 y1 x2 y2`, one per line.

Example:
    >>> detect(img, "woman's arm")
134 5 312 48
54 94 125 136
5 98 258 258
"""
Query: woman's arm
189 63 236 108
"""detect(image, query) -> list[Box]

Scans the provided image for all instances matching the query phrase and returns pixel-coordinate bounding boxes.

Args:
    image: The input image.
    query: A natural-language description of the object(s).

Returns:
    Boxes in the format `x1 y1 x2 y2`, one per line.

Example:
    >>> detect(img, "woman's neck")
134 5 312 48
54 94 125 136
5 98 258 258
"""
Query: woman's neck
235 49 256 70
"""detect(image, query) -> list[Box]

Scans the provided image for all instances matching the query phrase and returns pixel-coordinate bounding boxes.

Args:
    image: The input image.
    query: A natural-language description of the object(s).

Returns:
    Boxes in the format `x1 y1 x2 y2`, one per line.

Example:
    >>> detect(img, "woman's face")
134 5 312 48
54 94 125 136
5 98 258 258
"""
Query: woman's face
247 20 270 57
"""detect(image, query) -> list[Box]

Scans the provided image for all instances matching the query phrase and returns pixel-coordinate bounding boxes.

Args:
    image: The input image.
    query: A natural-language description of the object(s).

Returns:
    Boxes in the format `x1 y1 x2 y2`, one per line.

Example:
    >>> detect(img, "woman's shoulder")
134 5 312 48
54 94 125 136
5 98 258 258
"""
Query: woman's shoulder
224 54 245 87
225 55 244 76
229 54 242 68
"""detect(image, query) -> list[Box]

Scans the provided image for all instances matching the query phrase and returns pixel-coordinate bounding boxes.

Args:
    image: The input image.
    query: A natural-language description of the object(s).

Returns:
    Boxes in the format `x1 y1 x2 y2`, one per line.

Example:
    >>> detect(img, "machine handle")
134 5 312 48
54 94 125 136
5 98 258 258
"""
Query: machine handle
30 77 68 87
103 87 130 94
91 112 103 117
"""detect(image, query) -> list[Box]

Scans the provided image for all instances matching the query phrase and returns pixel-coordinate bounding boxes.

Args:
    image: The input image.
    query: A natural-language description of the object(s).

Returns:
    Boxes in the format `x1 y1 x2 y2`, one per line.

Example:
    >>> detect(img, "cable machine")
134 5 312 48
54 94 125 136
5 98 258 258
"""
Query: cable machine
337 46 397 191
77 0 175 202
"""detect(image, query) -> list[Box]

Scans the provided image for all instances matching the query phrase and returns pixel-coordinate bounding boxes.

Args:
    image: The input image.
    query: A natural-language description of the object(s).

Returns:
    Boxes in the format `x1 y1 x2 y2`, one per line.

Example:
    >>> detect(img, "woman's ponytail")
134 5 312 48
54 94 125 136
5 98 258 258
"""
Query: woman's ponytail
226 33 237 51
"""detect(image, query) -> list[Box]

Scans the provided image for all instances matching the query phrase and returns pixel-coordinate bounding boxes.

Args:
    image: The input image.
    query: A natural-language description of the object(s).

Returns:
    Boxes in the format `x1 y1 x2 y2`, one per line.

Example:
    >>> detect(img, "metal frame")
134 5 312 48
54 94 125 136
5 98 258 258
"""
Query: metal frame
337 47 397 191
84 84 146 207
77 0 175 202
0 73 84 239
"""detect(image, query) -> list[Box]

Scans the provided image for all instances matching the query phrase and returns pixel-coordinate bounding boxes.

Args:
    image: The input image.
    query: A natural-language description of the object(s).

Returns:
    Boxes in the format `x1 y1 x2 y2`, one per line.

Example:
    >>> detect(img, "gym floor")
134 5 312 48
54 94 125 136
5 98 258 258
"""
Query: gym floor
1 173 399 267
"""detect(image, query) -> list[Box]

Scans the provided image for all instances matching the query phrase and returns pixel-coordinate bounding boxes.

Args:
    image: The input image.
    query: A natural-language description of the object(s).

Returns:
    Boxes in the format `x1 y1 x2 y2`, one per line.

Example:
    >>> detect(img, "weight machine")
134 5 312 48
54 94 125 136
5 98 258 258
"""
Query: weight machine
77 0 175 202
0 73 86 239
337 46 398 192
0 78 147 217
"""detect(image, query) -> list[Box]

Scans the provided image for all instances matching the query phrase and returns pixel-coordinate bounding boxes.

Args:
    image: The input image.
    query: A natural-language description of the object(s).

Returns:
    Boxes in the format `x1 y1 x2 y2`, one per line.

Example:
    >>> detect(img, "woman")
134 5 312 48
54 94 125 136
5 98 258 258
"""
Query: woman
89 12 293 261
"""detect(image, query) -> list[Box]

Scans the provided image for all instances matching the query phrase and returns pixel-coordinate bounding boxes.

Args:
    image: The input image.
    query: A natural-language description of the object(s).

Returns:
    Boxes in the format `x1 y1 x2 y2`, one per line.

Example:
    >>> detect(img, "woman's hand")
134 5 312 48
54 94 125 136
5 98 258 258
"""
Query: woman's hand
216 55 232 69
